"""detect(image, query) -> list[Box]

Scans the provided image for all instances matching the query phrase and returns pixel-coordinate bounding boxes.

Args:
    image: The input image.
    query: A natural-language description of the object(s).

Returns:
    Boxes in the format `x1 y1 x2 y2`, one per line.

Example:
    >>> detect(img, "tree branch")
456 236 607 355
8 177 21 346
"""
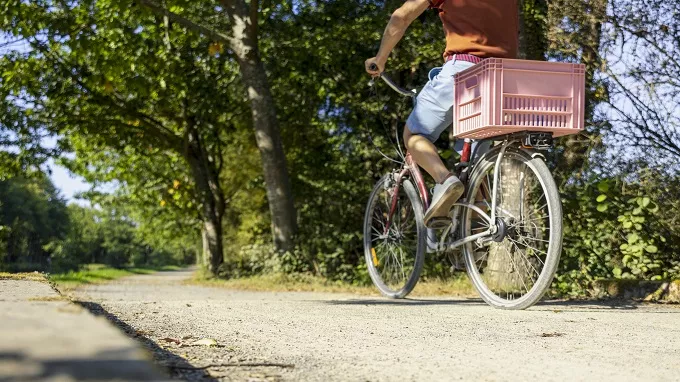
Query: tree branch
137 0 236 46
29 40 183 152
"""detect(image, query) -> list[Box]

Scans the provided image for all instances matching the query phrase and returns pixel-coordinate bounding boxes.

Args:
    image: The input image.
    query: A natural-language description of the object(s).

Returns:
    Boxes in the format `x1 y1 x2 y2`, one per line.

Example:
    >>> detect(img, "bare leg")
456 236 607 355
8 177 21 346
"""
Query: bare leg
403 126 451 183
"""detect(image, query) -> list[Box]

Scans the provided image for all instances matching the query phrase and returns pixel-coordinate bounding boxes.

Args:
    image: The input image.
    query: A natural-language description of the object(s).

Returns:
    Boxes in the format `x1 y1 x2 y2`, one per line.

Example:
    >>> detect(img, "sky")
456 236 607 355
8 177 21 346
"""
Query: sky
48 159 90 204
1 34 89 203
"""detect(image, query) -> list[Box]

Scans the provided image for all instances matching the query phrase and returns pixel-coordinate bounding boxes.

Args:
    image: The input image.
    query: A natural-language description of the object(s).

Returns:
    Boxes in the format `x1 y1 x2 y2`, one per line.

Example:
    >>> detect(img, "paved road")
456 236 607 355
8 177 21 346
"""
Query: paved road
74 269 680 381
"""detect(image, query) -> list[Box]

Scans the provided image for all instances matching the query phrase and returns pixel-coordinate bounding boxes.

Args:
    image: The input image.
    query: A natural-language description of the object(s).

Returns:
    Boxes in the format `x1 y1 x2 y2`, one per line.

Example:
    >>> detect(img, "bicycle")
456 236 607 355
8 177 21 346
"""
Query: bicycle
364 68 563 310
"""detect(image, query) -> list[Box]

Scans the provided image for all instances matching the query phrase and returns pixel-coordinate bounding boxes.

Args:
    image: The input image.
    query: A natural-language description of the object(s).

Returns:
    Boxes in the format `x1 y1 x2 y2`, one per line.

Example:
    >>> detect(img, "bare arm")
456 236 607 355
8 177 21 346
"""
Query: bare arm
365 0 431 75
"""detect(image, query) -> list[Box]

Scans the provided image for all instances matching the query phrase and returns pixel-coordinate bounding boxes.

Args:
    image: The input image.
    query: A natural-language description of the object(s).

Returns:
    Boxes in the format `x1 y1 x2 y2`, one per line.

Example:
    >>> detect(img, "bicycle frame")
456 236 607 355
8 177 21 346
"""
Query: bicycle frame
382 138 512 250
383 153 429 234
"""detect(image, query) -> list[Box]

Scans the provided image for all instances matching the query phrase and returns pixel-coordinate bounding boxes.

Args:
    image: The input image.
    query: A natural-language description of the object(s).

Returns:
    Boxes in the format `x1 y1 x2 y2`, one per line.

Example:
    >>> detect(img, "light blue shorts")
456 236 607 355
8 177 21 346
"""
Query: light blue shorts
406 59 475 143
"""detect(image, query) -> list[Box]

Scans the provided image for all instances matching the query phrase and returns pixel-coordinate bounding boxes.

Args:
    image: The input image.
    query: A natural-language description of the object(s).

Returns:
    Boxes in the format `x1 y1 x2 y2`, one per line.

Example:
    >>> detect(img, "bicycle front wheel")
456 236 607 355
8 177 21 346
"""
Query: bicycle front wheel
461 146 563 309
363 174 426 298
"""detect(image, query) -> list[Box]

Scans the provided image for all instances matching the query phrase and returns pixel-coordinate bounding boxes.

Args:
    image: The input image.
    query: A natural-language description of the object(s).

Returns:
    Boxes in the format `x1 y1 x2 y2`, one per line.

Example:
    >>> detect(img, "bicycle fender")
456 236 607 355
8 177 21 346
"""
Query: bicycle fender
472 144 544 165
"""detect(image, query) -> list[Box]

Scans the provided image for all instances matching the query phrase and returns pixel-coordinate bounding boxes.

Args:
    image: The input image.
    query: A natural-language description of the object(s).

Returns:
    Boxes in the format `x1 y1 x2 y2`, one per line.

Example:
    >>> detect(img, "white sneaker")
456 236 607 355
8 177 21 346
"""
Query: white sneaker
424 175 464 228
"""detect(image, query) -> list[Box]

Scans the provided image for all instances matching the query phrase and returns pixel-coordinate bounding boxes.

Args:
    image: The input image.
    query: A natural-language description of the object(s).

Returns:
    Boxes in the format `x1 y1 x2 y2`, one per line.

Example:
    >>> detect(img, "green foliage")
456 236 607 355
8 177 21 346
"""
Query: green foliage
0 175 69 271
556 175 680 296
519 0 548 60
246 0 444 282
1 0 251 272
0 173 193 272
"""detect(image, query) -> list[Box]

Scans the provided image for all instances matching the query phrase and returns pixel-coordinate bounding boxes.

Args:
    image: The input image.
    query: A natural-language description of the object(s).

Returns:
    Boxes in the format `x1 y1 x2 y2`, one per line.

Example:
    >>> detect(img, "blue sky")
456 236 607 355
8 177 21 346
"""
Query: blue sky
48 159 90 203
1 34 88 203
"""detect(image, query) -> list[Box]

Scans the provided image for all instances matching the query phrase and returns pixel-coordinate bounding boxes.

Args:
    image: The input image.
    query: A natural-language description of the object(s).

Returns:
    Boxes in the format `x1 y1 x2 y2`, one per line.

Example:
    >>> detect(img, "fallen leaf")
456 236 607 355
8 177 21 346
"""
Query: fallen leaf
540 332 565 338
182 335 194 340
192 338 218 347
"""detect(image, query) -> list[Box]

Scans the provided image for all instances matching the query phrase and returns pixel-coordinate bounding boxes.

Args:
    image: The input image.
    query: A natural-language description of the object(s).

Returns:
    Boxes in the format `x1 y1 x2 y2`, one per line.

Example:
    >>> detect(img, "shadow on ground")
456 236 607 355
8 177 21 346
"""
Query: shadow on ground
326 297 680 312
325 298 484 306
76 301 217 382
0 350 164 382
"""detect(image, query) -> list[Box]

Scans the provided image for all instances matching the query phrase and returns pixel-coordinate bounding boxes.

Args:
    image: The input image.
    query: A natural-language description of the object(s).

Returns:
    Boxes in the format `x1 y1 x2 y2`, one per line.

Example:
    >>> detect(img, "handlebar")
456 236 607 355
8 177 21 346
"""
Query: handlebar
368 64 417 98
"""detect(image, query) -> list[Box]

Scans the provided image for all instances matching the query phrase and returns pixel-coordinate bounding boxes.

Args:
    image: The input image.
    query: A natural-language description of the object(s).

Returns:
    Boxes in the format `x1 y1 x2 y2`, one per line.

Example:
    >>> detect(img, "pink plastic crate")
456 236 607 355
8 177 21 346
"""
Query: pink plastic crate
453 58 586 139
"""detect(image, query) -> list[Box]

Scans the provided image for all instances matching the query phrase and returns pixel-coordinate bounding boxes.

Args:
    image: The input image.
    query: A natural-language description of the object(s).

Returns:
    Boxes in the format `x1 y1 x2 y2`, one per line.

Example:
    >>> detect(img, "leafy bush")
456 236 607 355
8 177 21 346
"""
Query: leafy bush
556 175 680 296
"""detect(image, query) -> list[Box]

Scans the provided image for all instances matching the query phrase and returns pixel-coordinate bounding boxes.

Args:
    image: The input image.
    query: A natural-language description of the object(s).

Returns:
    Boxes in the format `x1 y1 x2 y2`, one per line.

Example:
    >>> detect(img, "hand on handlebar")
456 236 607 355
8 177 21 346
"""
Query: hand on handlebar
365 57 384 77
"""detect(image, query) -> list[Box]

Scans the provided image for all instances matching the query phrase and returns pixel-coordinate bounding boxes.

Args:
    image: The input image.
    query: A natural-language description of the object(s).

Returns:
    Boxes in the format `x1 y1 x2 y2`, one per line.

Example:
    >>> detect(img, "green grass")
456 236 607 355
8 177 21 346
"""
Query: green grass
50 263 182 292
189 269 478 297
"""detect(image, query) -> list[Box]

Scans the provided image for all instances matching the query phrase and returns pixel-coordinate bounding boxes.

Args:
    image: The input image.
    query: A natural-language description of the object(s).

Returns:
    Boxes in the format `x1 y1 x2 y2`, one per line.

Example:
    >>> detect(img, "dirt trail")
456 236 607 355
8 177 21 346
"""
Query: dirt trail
74 269 680 381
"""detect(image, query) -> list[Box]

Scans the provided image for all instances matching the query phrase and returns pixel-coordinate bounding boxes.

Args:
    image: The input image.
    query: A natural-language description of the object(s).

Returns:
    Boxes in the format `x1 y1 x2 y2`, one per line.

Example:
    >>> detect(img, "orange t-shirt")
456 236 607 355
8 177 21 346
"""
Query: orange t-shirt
429 0 519 59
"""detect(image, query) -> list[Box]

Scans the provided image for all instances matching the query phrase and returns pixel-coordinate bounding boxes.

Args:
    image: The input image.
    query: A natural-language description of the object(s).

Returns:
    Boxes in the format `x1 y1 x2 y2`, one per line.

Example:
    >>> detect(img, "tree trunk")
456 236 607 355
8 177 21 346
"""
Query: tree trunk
581 0 607 119
201 218 223 274
223 0 297 252
486 159 533 293
185 126 225 275
138 0 297 252
483 0 548 291
546 0 608 179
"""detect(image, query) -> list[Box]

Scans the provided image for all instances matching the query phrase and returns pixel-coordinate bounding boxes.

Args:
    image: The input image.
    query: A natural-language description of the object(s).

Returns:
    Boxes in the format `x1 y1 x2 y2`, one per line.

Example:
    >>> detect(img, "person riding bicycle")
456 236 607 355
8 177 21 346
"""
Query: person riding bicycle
365 0 518 227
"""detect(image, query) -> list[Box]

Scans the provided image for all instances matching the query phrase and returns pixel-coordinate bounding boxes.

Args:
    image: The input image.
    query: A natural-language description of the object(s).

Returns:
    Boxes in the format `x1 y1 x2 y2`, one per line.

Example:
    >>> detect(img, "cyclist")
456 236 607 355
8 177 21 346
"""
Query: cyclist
365 0 518 227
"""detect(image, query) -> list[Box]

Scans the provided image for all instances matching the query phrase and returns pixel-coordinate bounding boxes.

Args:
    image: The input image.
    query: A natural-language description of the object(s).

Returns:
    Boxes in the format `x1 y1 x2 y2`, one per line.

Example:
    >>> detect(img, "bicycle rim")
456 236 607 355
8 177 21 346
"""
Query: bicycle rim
462 147 562 309
363 175 425 298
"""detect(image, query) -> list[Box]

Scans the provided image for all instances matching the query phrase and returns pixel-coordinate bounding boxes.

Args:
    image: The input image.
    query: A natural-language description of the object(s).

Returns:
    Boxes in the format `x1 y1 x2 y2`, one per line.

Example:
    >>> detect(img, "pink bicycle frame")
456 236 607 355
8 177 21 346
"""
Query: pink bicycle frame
383 141 473 235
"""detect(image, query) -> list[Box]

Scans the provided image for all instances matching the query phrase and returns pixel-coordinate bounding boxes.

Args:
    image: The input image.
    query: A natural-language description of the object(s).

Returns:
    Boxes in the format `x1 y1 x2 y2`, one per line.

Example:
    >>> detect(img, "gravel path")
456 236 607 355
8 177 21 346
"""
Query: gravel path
74 269 680 381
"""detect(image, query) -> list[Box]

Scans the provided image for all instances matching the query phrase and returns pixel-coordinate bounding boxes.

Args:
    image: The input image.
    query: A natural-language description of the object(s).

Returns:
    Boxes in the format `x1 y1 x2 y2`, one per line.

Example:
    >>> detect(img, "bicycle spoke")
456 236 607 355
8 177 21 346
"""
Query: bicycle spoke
500 244 530 293
507 238 541 283
511 236 547 266
515 234 550 244
459 147 561 308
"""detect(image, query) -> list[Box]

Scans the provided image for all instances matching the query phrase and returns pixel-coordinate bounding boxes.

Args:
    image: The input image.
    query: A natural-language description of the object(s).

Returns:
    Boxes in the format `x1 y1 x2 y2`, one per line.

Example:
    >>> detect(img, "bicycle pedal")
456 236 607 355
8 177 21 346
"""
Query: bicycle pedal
425 217 450 230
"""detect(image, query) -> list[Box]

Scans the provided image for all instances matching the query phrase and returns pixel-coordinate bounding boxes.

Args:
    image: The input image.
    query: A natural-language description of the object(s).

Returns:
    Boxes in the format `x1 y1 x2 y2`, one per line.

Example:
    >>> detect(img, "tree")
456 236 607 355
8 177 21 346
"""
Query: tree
136 0 297 251
547 0 609 179
0 174 69 271
1 0 255 274
599 0 680 167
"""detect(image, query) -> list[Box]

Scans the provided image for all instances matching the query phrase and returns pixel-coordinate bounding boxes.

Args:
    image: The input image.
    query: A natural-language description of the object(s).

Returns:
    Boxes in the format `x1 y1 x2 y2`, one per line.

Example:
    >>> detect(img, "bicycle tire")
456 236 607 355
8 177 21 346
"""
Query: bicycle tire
363 174 426 298
461 146 563 309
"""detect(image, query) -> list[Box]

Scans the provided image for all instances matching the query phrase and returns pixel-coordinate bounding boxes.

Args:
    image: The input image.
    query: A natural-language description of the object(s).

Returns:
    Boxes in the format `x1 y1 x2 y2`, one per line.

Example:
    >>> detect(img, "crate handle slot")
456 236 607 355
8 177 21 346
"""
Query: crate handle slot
464 75 479 90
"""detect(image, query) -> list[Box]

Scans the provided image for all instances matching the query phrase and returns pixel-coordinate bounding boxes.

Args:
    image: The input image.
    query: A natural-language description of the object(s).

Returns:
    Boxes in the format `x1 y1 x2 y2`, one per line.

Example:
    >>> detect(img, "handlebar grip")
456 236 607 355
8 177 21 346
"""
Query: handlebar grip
369 63 379 72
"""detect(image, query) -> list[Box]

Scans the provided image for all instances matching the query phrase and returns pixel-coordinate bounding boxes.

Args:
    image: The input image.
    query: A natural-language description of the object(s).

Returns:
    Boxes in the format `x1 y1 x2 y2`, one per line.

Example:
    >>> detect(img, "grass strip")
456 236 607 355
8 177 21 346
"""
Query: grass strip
188 269 478 297
50 263 183 292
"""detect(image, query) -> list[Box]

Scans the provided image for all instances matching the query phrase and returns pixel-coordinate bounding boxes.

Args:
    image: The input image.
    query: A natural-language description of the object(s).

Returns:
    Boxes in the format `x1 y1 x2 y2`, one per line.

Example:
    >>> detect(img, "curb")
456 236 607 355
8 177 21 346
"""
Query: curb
0 277 170 381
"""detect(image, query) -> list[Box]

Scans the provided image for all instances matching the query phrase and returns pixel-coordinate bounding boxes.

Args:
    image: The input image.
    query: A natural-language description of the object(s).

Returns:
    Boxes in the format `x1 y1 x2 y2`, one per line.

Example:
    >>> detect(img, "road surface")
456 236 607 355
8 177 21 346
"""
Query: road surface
74 269 680 381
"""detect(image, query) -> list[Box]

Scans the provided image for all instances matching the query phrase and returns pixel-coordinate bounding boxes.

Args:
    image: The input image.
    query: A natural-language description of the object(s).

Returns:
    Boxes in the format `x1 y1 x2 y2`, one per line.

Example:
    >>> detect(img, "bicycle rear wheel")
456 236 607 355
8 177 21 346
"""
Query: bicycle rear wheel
363 174 426 298
461 146 562 309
